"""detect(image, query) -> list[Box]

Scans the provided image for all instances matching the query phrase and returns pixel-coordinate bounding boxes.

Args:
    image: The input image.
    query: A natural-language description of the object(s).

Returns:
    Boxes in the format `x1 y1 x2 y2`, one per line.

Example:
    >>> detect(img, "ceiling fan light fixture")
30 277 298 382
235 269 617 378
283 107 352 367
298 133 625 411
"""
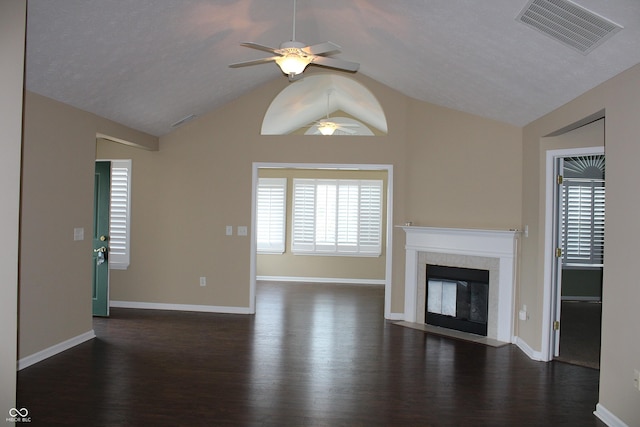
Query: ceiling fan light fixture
275 53 311 76
317 121 337 136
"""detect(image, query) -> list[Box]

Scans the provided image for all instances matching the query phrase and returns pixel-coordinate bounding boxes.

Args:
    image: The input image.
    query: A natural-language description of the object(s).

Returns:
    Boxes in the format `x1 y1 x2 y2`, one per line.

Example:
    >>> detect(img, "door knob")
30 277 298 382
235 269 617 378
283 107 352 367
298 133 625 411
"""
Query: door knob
94 246 107 253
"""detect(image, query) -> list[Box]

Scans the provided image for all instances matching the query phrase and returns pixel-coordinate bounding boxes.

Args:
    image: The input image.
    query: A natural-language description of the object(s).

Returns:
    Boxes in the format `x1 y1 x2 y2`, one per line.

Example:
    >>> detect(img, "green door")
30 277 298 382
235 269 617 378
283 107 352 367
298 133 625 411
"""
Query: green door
93 161 110 316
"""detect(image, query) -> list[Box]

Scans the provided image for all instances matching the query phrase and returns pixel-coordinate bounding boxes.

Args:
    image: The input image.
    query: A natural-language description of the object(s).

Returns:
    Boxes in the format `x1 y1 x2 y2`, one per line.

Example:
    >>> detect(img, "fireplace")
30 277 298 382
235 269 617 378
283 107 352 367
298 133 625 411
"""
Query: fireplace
402 226 519 343
426 264 490 336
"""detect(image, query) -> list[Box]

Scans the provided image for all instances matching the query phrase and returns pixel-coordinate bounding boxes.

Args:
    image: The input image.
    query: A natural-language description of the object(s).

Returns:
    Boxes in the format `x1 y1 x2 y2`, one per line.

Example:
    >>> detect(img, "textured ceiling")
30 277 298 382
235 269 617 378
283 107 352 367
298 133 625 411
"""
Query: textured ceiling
25 0 640 137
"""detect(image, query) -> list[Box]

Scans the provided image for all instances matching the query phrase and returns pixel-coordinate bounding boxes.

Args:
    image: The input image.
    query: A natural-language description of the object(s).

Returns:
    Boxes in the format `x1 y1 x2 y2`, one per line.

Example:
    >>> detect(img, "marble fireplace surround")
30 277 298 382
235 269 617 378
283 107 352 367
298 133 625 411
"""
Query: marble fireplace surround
402 226 519 343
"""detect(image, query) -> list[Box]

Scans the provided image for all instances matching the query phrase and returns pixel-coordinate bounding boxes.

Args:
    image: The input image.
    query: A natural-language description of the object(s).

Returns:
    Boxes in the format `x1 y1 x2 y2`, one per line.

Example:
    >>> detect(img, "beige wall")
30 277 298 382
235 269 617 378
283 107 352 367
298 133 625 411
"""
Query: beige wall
405 100 523 230
19 92 157 359
521 64 640 426
1 0 26 412
256 168 388 281
92 70 521 317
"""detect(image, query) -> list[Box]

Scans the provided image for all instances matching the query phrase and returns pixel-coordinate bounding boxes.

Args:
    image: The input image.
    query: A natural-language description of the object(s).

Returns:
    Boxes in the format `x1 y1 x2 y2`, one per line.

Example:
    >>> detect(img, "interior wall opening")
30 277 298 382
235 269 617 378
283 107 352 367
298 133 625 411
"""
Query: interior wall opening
250 163 394 318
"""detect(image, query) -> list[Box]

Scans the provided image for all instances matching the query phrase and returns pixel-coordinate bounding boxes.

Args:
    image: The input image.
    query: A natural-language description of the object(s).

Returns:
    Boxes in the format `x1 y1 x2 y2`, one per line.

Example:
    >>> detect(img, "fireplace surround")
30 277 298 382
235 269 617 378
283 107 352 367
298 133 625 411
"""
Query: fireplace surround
402 226 519 343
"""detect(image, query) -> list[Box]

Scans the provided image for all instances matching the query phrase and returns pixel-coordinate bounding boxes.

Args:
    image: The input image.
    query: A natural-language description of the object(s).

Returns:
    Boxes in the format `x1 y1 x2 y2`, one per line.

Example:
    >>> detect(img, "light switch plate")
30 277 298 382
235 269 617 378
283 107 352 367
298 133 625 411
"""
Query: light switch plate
237 226 248 236
74 227 84 241
226 225 233 236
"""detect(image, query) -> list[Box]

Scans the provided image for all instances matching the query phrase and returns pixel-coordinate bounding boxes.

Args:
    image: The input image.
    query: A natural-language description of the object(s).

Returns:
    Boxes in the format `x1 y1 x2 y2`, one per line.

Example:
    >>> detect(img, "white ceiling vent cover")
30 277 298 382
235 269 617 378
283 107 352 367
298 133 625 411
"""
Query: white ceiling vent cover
517 0 622 54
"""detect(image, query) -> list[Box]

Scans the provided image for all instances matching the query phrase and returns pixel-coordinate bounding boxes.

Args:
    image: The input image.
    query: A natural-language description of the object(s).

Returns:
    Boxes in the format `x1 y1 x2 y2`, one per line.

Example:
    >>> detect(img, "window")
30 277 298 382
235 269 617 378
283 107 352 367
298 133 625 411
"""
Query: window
108 160 132 270
256 178 287 254
292 179 382 256
561 180 605 266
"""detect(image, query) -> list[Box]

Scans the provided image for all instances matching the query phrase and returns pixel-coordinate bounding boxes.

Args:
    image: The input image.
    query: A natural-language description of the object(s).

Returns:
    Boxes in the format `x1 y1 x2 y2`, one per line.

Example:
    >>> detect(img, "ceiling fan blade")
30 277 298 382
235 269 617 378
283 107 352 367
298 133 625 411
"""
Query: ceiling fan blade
239 42 280 54
302 41 340 55
311 56 360 72
337 126 357 135
229 56 280 68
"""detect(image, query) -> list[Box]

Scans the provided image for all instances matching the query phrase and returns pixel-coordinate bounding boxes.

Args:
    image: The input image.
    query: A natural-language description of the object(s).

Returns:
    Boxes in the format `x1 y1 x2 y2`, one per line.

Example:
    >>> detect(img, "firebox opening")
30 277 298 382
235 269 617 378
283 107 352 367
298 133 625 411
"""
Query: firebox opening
426 264 490 336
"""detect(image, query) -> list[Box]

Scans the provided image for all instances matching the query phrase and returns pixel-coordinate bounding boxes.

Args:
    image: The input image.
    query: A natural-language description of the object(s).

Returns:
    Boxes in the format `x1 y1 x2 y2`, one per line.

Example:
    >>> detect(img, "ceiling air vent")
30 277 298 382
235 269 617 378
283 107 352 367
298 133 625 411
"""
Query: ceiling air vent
517 0 622 54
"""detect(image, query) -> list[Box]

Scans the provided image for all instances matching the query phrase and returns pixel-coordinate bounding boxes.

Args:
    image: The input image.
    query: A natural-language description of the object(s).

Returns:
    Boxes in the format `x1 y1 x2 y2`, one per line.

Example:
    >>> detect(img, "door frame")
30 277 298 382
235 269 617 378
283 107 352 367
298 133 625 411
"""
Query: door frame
250 162 394 318
541 146 604 361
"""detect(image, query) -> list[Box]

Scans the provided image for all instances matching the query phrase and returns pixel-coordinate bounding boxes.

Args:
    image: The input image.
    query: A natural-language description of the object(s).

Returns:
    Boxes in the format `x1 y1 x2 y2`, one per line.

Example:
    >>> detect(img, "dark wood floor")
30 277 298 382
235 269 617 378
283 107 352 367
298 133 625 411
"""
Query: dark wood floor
556 300 602 369
17 282 605 426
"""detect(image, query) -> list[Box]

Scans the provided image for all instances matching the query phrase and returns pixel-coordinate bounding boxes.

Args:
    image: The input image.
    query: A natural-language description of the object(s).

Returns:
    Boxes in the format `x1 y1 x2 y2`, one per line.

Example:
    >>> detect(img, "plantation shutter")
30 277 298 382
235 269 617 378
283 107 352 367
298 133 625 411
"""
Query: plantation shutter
292 180 316 252
337 182 359 252
292 179 382 256
358 180 383 255
256 178 286 253
562 180 605 266
108 160 131 270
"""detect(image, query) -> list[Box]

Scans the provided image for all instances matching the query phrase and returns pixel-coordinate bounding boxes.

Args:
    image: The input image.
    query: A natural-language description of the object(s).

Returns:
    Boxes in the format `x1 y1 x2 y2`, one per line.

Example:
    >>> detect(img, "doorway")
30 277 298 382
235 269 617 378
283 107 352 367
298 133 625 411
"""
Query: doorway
544 145 605 368
249 162 394 318
92 161 110 316
553 154 604 369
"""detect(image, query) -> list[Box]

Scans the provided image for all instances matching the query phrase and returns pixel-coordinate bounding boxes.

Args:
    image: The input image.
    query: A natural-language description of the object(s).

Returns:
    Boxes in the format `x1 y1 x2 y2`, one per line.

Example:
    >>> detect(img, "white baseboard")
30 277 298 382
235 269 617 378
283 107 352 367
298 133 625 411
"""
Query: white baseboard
385 312 405 321
256 275 385 285
514 336 545 361
594 403 629 427
110 300 253 314
18 330 96 370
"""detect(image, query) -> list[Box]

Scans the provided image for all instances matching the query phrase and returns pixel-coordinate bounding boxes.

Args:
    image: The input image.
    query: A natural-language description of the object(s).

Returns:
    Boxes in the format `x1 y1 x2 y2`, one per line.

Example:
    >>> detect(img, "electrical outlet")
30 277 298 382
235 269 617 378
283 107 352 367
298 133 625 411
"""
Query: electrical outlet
199 277 206 287
237 226 248 236
634 370 640 391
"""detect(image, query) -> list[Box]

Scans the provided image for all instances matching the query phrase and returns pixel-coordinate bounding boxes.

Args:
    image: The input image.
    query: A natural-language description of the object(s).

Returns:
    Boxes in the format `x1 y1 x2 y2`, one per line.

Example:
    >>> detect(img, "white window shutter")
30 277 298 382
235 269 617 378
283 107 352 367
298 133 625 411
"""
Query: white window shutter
337 182 359 252
562 181 605 266
292 178 382 256
256 178 286 254
109 160 131 270
358 180 383 255
292 180 316 252
315 182 337 252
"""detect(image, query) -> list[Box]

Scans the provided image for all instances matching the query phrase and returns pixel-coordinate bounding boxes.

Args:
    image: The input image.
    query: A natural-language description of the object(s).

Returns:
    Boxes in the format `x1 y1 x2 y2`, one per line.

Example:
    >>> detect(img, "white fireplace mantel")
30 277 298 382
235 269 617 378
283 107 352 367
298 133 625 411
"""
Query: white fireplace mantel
401 226 519 343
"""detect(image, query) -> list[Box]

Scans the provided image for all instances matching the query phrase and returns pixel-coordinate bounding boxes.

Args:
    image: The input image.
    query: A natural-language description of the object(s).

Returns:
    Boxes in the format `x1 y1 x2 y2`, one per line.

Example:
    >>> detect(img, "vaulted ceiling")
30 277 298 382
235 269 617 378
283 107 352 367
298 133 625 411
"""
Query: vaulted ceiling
25 0 640 137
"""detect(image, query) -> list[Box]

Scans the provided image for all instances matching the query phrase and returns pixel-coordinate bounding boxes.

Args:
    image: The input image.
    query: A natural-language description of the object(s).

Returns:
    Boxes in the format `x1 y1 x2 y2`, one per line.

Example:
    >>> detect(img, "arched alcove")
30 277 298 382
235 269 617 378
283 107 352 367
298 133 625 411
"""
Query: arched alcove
261 74 388 136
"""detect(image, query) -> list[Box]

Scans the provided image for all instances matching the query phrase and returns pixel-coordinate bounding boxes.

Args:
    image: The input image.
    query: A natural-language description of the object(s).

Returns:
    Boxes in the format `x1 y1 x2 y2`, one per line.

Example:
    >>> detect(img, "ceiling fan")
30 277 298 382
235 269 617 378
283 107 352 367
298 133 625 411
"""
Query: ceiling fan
229 0 360 81
309 90 361 135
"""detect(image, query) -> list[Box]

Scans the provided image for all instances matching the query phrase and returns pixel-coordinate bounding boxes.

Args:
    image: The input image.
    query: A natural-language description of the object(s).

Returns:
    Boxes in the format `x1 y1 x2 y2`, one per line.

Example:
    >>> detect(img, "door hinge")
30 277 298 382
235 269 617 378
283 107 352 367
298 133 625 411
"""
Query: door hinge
553 321 560 331
557 174 563 185
556 247 562 258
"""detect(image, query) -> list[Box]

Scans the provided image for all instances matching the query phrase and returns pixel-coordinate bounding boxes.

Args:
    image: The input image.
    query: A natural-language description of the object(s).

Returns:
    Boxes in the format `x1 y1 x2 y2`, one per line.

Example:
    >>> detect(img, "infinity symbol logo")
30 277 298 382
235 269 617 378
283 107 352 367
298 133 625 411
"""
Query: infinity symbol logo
9 408 28 417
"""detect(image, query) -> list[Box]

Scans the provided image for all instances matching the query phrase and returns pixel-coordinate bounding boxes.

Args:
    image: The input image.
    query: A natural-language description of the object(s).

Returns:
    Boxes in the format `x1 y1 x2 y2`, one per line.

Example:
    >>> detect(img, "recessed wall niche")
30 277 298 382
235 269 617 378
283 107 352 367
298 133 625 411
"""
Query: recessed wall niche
261 74 388 136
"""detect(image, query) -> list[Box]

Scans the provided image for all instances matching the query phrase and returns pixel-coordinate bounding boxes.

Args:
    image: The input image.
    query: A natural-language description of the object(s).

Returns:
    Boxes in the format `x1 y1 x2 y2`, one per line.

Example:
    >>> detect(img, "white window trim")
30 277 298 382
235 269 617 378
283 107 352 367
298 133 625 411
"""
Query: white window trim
256 177 287 254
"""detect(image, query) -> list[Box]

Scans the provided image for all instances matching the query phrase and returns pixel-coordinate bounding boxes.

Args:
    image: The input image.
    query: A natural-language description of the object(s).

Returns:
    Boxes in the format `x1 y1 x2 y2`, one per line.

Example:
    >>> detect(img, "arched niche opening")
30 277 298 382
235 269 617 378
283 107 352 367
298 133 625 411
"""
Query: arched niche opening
261 74 388 136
